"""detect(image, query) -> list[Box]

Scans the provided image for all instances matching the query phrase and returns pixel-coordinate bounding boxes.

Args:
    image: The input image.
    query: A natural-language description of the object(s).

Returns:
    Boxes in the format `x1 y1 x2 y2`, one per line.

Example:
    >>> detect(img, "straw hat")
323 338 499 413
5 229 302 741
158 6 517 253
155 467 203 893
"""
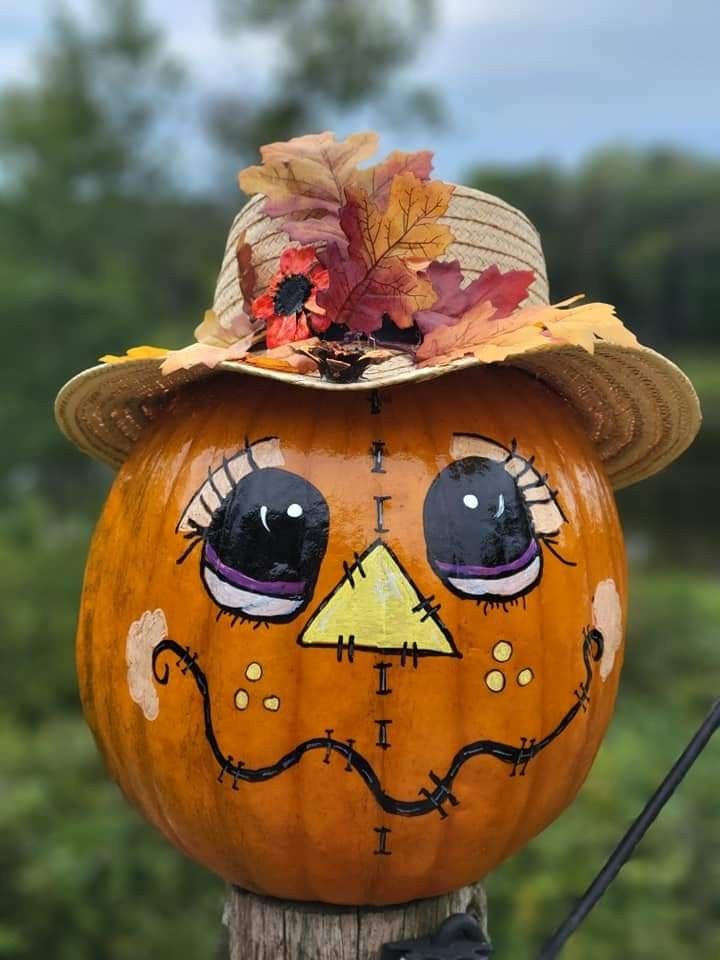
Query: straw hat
55 131 700 488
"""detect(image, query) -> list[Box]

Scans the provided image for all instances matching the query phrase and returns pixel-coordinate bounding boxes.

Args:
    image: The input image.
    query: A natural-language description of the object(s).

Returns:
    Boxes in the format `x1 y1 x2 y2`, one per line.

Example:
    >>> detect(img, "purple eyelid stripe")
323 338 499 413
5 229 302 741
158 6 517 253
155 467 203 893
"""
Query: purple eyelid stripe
435 539 539 578
203 543 306 596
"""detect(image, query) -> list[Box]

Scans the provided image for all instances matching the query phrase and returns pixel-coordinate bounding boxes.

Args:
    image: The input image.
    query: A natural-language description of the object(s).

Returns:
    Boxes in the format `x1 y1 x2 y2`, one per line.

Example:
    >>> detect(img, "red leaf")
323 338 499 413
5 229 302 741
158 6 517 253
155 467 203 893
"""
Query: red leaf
318 243 435 334
235 231 256 315
415 261 534 333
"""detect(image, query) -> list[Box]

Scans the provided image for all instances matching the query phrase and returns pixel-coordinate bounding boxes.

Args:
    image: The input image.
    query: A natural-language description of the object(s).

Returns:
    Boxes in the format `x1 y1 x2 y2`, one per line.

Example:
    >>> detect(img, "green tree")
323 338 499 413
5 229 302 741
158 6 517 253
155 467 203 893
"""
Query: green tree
211 0 442 162
467 149 720 348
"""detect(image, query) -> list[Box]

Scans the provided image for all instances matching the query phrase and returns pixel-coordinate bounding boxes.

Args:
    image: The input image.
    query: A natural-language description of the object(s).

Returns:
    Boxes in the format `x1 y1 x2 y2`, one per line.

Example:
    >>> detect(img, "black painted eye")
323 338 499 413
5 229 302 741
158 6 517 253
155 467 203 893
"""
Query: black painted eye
200 467 329 621
423 456 542 602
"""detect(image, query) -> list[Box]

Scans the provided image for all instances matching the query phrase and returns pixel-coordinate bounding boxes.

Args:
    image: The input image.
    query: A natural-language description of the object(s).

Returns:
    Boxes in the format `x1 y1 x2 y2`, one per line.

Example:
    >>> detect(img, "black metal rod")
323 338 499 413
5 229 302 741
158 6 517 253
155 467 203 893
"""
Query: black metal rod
538 698 720 960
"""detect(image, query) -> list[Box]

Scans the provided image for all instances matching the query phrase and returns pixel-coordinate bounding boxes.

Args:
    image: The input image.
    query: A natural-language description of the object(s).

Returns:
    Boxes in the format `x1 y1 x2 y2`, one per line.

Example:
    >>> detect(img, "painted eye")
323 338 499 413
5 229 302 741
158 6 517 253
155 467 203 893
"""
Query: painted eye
423 434 573 604
424 456 541 603
176 439 329 622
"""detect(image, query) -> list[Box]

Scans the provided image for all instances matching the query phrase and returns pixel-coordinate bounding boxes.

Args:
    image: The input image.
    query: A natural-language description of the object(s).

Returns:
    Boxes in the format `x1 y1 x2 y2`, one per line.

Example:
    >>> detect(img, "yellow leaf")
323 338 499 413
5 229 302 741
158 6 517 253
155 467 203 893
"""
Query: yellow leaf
238 131 379 209
344 174 454 266
100 346 168 364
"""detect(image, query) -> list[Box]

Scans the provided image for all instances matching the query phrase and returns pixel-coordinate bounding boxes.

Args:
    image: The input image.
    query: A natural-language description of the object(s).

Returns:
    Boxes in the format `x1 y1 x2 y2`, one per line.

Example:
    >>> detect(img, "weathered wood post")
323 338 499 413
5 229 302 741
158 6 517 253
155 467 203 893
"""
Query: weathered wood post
223 883 488 960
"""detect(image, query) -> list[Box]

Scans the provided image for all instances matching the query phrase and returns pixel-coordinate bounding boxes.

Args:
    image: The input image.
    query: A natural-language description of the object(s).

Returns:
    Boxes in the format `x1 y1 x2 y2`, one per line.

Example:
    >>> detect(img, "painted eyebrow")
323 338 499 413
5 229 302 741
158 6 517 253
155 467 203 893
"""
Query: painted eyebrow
176 437 284 536
449 433 567 536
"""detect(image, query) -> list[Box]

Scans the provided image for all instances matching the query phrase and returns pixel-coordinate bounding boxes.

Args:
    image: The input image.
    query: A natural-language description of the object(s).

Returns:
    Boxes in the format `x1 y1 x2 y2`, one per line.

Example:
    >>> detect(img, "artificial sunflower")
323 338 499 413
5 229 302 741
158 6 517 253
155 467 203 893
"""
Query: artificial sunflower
252 246 330 348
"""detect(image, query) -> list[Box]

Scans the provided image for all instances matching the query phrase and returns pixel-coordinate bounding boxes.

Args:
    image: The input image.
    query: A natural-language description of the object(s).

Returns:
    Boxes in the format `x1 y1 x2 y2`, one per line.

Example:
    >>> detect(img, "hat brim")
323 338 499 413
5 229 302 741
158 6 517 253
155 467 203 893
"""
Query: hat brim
54 343 700 489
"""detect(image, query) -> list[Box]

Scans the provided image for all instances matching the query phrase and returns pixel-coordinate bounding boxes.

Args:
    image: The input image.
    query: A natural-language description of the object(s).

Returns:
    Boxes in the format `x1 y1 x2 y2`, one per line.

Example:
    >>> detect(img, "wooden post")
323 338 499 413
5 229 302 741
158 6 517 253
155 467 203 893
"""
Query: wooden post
223 883 488 960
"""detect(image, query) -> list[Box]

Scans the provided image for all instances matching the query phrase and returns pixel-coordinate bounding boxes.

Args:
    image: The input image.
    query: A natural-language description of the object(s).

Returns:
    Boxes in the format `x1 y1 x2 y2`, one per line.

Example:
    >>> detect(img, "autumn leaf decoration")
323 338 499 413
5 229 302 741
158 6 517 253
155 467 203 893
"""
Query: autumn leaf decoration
103 130 638 378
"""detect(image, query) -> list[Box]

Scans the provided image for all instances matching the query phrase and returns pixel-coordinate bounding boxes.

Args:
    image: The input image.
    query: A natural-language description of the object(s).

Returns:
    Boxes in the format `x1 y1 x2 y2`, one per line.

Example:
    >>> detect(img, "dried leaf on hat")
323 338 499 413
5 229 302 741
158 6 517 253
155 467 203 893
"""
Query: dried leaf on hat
238 131 379 242
343 175 454 265
297 340 396 383
241 339 321 375
415 260 535 334
319 241 436 334
416 297 638 367
317 174 453 333
160 333 256 374
353 149 433 210
238 132 435 251
236 231 257 316
100 345 169 364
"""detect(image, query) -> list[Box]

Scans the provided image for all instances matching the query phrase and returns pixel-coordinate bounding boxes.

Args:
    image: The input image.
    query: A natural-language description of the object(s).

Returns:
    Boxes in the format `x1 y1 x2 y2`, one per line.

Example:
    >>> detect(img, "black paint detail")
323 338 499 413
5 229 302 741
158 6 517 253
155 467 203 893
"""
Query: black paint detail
297 540 460 658
371 441 387 473
374 495 392 533
375 719 392 749
201 466 330 622
381 913 492 960
336 635 356 663
424 455 540 604
510 737 536 777
374 826 392 856
375 662 393 696
370 390 382 415
323 730 334 764
274 273 311 316
151 628 601 818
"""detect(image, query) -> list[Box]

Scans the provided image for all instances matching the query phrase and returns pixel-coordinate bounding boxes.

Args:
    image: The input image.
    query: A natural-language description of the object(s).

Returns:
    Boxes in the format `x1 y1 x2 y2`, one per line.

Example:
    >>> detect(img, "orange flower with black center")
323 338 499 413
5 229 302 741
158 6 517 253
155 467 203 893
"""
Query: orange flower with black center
252 246 330 348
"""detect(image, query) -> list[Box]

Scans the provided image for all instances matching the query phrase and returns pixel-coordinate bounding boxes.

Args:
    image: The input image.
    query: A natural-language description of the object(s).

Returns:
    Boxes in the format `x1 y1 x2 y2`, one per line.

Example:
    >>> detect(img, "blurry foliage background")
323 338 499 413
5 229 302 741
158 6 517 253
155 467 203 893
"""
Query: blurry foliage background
1 1 718 957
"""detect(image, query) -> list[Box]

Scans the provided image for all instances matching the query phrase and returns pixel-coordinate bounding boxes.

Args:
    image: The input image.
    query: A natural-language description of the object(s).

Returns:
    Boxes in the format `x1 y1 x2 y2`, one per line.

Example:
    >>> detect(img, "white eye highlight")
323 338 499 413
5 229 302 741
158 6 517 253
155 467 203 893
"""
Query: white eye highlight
493 494 505 519
260 504 271 532
287 503 303 518
463 494 479 510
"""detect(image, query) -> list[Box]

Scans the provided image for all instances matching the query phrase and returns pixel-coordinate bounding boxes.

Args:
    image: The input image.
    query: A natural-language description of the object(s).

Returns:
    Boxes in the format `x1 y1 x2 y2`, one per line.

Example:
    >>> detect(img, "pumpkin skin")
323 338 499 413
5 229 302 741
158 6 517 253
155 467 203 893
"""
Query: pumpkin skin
77 366 627 906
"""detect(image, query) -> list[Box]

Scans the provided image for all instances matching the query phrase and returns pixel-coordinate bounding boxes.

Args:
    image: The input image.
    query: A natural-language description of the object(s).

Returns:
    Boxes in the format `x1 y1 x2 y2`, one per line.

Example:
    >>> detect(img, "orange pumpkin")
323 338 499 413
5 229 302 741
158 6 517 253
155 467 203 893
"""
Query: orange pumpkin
78 365 626 905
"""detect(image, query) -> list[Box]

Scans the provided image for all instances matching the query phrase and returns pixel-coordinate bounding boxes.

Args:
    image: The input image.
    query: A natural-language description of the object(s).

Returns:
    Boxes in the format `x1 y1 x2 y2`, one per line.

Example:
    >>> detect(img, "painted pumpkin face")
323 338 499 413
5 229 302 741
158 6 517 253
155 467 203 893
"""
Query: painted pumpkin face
78 366 627 905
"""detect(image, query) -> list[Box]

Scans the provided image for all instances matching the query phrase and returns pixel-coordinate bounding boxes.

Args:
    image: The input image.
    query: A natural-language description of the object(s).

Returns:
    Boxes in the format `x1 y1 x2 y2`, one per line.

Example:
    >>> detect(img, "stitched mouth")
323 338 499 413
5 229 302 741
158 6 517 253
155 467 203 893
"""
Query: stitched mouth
434 539 539 580
203 543 306 598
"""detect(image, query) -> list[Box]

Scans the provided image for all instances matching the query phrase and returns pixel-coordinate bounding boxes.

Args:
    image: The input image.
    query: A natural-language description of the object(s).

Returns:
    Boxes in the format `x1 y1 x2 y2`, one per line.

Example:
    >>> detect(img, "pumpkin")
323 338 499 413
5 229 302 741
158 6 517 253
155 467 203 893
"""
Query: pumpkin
77 364 626 906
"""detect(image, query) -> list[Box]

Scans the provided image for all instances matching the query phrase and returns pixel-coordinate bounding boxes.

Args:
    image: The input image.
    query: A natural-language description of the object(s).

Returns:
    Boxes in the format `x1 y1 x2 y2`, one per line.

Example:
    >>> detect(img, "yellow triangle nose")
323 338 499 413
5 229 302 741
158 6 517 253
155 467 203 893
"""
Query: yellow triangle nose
299 541 459 658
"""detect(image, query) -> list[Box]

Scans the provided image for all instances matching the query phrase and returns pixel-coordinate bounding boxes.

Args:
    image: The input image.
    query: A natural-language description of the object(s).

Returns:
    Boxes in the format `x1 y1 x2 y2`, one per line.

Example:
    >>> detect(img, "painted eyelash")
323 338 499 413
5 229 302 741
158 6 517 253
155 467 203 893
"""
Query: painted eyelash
449 433 572 544
175 436 284 563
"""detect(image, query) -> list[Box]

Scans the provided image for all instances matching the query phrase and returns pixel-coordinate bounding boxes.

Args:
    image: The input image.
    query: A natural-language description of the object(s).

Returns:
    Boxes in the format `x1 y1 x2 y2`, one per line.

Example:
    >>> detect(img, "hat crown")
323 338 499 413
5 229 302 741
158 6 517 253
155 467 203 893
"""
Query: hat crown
212 186 549 331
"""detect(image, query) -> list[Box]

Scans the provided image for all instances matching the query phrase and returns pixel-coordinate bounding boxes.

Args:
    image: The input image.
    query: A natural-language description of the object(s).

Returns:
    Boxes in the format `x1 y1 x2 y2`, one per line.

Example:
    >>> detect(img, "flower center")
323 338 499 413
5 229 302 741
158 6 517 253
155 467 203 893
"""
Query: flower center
274 274 312 316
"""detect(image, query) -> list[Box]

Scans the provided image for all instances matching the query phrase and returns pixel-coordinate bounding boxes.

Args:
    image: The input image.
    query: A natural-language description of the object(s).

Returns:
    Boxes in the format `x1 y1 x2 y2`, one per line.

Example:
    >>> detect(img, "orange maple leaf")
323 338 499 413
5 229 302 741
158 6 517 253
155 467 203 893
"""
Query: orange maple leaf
343 174 454 265
416 298 638 367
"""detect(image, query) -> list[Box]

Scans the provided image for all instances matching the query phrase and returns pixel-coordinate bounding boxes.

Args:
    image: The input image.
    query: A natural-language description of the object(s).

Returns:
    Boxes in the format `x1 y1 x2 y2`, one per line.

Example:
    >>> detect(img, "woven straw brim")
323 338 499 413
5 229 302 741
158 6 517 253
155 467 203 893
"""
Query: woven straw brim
55 343 700 489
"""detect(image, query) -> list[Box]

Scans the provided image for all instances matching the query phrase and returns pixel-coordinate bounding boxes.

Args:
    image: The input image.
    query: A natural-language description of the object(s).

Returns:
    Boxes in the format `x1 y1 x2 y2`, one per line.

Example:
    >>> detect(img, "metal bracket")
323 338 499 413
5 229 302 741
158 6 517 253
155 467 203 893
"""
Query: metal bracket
381 913 493 960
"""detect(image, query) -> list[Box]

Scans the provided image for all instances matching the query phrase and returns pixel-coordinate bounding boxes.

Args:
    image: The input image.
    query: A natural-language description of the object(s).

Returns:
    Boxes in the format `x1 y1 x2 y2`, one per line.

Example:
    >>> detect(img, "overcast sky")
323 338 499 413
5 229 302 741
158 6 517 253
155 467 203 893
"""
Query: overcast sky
1 0 718 183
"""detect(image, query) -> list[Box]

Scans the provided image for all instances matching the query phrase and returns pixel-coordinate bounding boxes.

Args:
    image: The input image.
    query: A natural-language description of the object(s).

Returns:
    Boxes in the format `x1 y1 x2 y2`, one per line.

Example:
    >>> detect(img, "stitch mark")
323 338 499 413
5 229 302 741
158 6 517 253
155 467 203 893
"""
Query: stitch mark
510 737 536 777
374 826 392 856
418 771 459 820
336 635 355 662
374 662 393 696
400 641 420 668
369 390 382 415
374 495 392 533
323 729 334 764
371 440 386 473
375 719 392 749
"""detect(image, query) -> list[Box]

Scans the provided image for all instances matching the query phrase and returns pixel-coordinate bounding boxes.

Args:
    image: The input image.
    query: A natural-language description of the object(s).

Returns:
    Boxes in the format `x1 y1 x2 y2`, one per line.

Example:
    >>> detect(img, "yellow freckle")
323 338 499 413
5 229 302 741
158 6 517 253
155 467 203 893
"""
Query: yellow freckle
492 641 513 663
263 695 281 712
517 668 534 687
485 670 506 693
245 662 263 682
234 689 249 710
